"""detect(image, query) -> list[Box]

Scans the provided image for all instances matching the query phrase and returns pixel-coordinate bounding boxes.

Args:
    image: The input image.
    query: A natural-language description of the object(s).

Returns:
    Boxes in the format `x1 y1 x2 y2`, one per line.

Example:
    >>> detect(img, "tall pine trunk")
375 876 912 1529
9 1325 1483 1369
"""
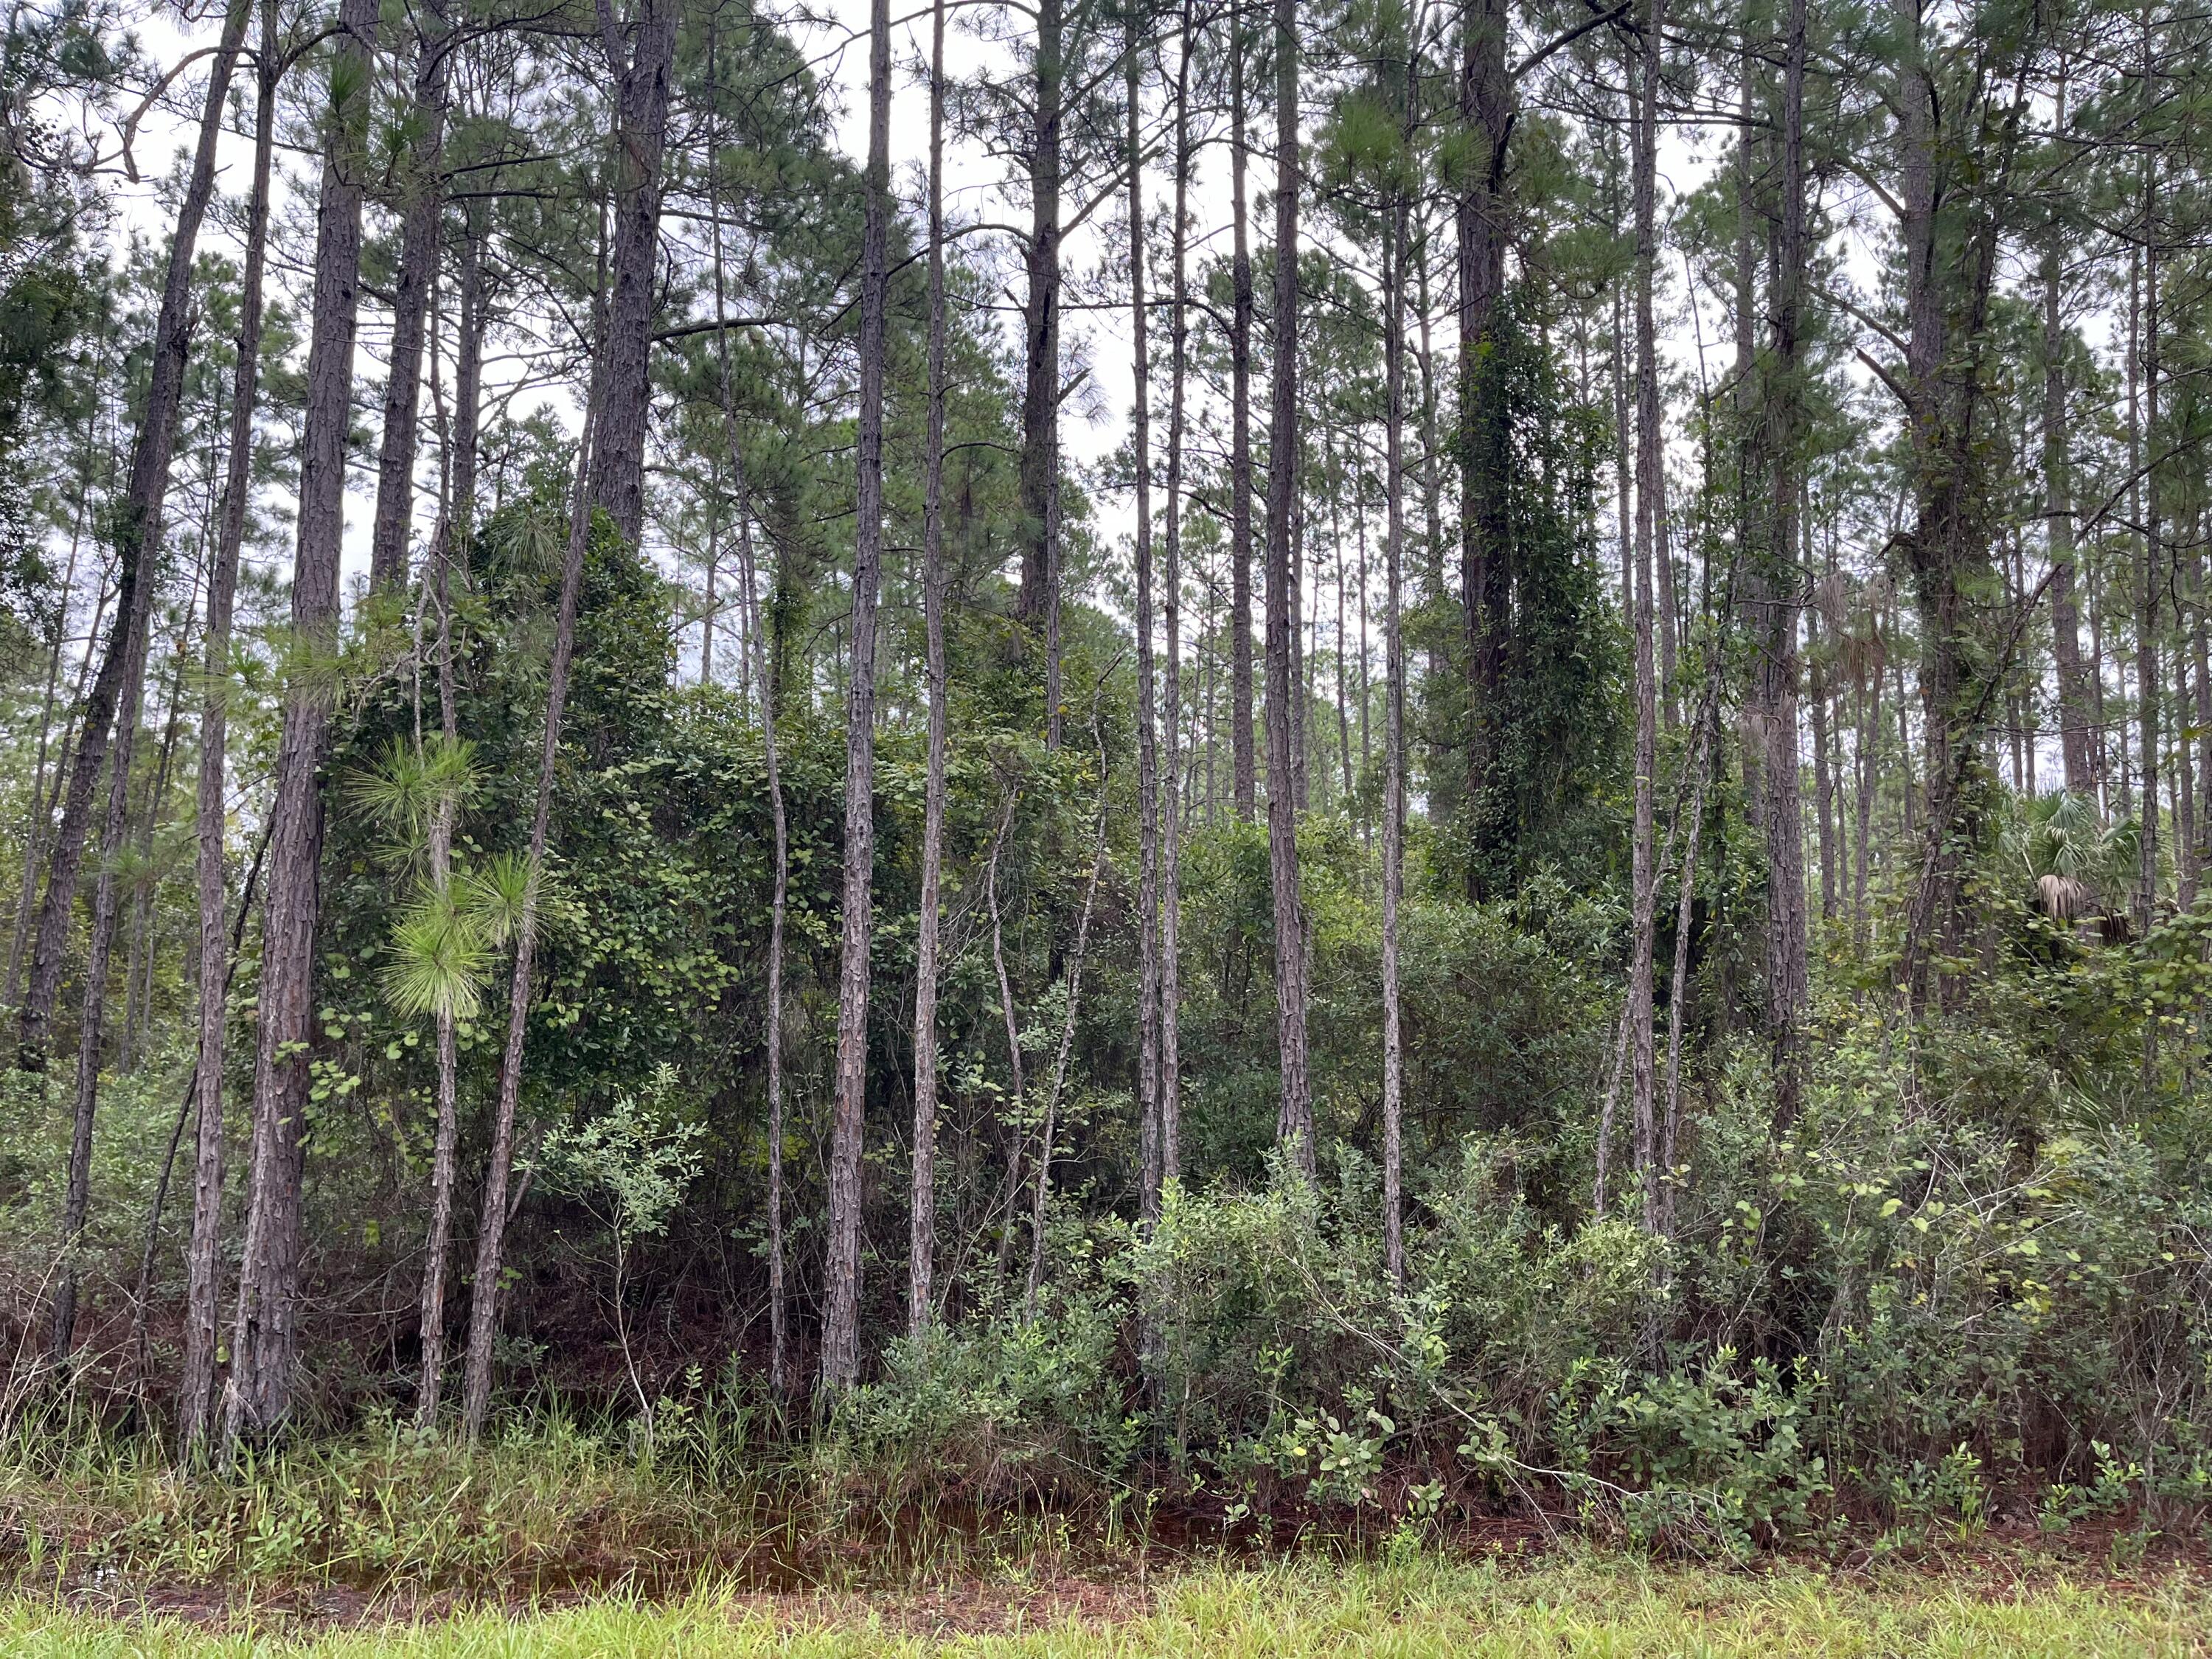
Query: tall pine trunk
2042 162 2093 798
1626 0 1663 1232
1017 0 1065 748
585 0 680 548
1265 0 1312 1175
1764 0 1809 1118
1159 0 1192 1192
226 0 380 1450
177 0 275 1455
1457 0 1509 888
1129 37 1164 1226
819 0 894 1392
909 0 951 1335
1380 14 1414 1283
1228 5 1256 819
368 0 451 594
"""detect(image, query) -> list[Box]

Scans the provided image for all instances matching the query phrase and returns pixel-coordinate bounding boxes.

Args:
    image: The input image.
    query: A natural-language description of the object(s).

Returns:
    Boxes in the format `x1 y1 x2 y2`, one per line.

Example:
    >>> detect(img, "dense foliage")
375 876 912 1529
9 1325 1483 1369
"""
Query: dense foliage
0 0 2209 1562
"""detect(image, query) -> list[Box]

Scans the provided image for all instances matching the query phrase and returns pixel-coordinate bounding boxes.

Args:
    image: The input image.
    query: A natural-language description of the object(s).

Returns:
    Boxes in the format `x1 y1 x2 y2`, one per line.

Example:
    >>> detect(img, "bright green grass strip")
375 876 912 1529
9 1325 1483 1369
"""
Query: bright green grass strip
4 1554 2208 1657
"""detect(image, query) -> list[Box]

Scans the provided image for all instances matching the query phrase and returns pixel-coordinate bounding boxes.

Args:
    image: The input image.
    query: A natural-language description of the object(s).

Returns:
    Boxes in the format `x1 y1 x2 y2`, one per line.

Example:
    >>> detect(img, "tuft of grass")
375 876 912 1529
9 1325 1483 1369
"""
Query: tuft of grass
1 1551 2208 1655
0 1404 807 1595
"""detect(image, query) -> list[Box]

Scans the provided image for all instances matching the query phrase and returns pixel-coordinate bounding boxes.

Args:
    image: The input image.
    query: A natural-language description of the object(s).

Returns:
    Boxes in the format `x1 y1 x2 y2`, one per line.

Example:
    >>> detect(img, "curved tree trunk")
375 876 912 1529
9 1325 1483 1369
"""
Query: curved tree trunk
18 0 253 1071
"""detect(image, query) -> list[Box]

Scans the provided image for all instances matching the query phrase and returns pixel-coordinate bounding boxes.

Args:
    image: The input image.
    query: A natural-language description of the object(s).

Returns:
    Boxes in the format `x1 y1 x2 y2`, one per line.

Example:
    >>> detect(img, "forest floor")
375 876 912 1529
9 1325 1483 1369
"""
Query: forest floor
5 1546 2210 1655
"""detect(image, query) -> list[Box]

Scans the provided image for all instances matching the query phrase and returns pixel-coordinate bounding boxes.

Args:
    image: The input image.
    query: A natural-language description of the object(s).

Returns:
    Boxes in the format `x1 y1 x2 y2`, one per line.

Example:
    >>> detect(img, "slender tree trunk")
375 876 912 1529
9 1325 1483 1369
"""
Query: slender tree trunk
585 0 681 549
4 341 105 1015
457 318 608 1441
451 210 487 553
1415 243 1450 827
1810 608 1837 921
412 177 485 1433
984 789 1025 1274
706 188 790 1387
221 0 378 1451
369 0 451 594
412 532 462 1431
1159 1 1192 1192
1265 0 1312 1175
819 0 894 1394
1229 5 1256 819
49 529 161 1358
1380 58 1413 1284
1764 0 1810 1116
2194 538 2212 881
1660 683 1722 1235
909 0 950 1335
1855 667 1879 945
1018 0 1065 750
122 610 194 1073
18 0 252 1070
1128 37 1164 1227
1626 0 1663 1233
1024 730 1108 1317
2177 647 2196 907
1457 0 1510 890
1332 465 1353 807
2136 190 2161 953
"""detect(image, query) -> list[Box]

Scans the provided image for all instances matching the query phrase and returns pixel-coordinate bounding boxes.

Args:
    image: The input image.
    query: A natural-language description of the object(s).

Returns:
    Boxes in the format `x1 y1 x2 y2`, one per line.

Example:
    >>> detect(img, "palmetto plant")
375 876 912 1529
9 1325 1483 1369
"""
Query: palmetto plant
2006 790 2141 930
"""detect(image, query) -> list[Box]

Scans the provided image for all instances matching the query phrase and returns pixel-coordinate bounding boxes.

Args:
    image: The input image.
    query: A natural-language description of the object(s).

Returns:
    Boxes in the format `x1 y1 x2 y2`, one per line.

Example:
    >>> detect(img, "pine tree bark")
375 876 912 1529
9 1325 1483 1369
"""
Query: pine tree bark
909 0 951 1335
1457 0 1510 890
1228 5 1257 820
2045 213 2087 800
1627 0 1663 1233
1891 0 2003 1009
1763 0 1810 1119
368 0 451 594
1129 37 1164 1227
178 0 276 1456
18 0 252 1070
585 0 680 549
1265 0 1312 1176
2135 189 2161 949
819 0 894 1393
412 189 487 1431
451 210 487 549
1380 41 1413 1283
225 0 380 1450
1017 0 1065 749
1158 0 1191 1192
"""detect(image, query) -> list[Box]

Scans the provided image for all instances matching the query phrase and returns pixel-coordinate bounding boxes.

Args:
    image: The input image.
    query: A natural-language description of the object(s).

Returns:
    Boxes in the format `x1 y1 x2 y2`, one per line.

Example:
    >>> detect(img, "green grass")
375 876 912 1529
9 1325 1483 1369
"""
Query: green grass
5 1552 2208 1655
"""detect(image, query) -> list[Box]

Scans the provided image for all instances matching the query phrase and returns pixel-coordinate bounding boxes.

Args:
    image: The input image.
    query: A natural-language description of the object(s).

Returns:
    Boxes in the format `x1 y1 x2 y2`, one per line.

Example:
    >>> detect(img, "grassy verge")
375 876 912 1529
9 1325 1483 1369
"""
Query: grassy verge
4 1551 2208 1656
